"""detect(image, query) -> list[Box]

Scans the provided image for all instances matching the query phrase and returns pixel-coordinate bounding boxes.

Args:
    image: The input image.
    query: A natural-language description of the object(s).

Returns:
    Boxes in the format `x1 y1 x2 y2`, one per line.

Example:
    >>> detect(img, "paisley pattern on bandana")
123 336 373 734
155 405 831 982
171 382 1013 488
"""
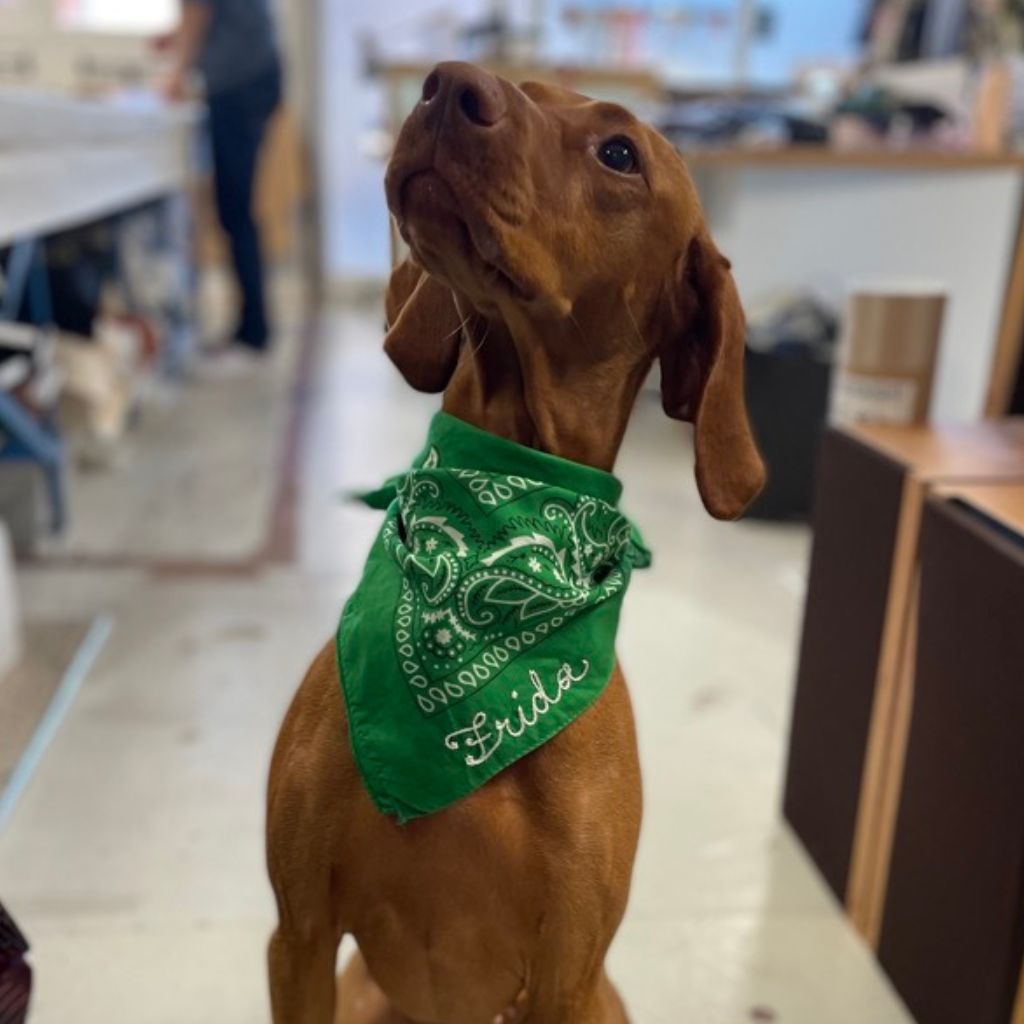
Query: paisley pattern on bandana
382 451 643 716
337 412 650 823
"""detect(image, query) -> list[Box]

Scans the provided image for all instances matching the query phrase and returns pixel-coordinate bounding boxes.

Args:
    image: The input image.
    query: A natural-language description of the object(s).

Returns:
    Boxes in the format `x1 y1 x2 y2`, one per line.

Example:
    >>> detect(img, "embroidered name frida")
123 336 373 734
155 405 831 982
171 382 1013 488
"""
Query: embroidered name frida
445 660 592 767
337 412 650 823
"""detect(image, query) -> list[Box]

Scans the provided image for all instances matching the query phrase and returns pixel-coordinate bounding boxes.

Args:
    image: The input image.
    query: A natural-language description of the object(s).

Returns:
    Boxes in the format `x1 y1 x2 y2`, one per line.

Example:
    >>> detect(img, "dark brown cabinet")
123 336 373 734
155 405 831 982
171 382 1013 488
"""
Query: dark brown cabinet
879 488 1024 1024
783 422 1024 1024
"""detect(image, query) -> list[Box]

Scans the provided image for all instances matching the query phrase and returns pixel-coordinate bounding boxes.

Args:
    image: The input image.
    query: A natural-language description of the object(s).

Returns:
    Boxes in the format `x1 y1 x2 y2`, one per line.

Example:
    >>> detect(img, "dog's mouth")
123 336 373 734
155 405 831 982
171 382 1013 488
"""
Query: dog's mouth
396 170 534 304
473 244 532 303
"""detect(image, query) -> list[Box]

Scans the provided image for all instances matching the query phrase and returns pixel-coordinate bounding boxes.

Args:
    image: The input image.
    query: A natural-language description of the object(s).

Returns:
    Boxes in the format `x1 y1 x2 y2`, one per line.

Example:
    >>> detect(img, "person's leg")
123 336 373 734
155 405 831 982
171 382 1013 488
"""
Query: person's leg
207 69 281 352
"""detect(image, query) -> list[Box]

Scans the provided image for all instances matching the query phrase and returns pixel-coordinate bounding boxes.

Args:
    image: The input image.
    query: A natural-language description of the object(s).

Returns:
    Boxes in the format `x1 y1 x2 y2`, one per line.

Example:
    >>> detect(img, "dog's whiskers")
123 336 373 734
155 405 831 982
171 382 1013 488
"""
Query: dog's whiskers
469 320 492 357
622 297 647 352
443 313 473 346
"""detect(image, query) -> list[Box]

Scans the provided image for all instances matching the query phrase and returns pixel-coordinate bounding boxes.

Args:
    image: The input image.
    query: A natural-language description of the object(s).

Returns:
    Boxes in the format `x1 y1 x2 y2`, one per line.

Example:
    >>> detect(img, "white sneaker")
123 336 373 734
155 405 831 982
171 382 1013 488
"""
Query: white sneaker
195 345 267 381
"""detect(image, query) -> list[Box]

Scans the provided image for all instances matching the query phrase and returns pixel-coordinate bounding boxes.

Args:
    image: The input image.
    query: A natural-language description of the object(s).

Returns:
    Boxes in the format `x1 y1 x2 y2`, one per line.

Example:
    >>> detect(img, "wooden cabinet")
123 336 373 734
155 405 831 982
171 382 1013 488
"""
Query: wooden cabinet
784 421 1024 950
783 428 905 902
877 485 1024 1024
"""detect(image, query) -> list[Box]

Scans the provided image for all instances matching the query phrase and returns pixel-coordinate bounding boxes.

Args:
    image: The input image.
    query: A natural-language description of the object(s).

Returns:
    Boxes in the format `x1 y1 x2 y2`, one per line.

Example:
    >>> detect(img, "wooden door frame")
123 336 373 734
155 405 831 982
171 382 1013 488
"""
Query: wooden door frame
987 179 1024 417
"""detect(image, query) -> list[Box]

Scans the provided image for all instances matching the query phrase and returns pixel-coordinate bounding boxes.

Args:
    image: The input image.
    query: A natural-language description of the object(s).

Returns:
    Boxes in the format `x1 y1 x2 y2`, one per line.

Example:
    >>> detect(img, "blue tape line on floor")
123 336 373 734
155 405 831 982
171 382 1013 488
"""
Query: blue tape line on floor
0 614 114 833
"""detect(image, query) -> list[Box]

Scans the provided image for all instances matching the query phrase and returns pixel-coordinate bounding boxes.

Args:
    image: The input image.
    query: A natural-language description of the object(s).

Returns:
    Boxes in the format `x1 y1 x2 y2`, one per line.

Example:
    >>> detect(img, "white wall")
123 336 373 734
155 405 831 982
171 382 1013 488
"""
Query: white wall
319 0 493 281
0 0 155 91
0 0 302 95
696 165 1022 422
319 0 868 281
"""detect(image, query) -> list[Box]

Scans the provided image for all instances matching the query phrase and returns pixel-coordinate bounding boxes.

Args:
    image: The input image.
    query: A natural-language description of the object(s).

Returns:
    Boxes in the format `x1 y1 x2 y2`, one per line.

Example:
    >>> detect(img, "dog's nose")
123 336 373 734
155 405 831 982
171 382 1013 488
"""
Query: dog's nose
420 62 507 128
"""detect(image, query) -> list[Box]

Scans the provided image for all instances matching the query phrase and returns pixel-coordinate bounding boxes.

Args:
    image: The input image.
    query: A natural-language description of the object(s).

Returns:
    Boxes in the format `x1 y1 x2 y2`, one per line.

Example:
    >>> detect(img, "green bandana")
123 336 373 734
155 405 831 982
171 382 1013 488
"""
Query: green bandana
337 412 651 822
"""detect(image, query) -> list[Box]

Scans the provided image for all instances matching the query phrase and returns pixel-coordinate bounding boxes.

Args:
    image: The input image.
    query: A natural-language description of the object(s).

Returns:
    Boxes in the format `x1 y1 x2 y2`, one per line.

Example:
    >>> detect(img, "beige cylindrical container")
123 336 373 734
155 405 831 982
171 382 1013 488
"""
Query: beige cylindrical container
831 284 946 426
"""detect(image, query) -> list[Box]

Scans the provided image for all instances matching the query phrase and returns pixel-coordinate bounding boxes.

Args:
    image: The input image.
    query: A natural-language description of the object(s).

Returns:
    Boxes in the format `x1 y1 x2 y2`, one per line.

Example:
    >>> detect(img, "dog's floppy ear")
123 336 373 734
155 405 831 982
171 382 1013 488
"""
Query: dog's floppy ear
384 259 462 393
659 231 765 520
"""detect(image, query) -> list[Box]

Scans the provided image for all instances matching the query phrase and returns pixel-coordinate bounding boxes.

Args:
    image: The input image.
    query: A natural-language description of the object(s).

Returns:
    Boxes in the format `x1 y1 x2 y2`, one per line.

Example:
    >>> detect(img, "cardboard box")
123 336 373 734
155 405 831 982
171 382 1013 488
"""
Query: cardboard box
832 288 946 426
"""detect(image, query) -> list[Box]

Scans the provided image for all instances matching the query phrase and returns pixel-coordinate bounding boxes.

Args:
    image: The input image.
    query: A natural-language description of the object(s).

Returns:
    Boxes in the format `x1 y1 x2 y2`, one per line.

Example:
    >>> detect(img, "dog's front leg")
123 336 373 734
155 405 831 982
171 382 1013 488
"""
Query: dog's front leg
268 924 339 1024
266 804 344 1024
266 645 351 1023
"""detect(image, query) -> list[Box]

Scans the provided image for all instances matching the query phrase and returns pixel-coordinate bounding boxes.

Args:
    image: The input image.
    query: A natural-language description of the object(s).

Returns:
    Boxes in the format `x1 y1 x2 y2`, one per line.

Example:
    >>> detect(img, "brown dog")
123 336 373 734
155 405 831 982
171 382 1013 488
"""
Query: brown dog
267 62 764 1024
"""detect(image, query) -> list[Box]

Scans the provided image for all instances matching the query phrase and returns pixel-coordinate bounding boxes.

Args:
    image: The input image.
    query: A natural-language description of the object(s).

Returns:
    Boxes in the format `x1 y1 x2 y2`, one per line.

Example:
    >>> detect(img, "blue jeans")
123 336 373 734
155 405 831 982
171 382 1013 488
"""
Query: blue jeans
207 65 282 351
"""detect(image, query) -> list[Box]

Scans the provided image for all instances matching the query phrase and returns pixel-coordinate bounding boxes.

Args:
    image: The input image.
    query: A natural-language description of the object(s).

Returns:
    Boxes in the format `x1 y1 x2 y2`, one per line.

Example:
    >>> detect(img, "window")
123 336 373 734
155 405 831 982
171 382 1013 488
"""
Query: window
55 0 178 34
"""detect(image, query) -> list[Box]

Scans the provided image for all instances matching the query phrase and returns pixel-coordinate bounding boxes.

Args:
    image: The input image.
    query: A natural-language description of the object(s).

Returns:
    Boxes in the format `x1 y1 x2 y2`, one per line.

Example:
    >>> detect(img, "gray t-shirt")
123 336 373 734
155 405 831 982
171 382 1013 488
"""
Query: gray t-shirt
190 0 280 96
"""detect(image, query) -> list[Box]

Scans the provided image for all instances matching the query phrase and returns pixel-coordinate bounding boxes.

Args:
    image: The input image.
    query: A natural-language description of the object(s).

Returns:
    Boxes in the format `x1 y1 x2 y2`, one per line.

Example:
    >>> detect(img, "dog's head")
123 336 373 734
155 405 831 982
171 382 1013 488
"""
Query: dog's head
384 62 764 520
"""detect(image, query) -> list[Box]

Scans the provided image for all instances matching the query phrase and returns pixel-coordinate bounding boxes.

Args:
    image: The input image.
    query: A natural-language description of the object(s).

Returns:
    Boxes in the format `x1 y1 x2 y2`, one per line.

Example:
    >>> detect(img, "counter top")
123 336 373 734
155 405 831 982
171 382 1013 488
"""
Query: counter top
849 419 1024 483
0 90 195 245
938 482 1024 537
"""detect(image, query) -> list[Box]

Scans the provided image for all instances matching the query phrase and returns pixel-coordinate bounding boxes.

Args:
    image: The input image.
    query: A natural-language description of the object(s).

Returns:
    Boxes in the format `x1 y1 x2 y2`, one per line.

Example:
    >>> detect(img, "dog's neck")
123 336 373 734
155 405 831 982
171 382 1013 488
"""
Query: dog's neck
441 300 656 472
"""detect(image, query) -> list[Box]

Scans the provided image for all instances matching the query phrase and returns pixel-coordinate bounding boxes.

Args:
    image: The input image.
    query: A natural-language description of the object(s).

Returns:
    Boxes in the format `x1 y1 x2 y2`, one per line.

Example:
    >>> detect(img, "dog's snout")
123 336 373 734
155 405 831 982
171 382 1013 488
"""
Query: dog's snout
420 61 506 128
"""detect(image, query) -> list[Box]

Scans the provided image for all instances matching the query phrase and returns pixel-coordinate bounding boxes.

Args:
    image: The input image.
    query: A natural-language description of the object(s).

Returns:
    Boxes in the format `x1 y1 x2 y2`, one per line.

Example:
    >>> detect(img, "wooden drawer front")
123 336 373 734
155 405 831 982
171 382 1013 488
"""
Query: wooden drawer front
783 428 906 900
878 499 1024 1024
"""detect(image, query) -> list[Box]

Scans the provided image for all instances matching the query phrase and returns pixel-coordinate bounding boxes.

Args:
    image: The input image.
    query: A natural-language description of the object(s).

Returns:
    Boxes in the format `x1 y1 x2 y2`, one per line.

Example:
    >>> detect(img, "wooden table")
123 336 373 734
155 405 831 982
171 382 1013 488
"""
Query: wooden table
0 92 194 248
938 479 1024 532
0 91 197 532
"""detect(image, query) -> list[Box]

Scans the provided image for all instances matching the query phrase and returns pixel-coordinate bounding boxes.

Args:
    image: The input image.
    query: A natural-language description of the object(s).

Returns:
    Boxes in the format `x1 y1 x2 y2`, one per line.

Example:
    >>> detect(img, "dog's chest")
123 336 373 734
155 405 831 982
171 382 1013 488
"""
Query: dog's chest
355 810 625 1024
351 701 642 1019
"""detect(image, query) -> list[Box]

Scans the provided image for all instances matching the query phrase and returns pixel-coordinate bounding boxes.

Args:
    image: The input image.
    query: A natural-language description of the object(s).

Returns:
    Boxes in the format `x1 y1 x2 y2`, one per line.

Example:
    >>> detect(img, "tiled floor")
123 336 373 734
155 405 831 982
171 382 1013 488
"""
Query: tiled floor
44 270 305 565
0 620 93 792
0 305 914 1023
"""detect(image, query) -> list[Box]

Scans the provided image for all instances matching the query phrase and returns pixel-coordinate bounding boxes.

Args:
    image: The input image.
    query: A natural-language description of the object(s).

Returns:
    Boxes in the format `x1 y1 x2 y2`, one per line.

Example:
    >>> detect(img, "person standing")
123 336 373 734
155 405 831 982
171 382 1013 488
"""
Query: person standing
163 0 282 354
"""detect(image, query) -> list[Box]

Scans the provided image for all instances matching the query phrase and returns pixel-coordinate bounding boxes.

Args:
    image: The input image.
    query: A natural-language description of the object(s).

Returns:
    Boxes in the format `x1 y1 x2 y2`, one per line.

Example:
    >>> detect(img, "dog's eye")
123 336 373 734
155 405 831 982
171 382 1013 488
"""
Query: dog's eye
597 137 639 174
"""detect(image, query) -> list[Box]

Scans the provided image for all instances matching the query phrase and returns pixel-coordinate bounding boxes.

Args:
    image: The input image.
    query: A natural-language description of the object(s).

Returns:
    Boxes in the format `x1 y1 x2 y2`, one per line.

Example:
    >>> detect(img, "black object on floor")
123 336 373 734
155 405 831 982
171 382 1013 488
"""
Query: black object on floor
0 902 31 1024
744 346 833 520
